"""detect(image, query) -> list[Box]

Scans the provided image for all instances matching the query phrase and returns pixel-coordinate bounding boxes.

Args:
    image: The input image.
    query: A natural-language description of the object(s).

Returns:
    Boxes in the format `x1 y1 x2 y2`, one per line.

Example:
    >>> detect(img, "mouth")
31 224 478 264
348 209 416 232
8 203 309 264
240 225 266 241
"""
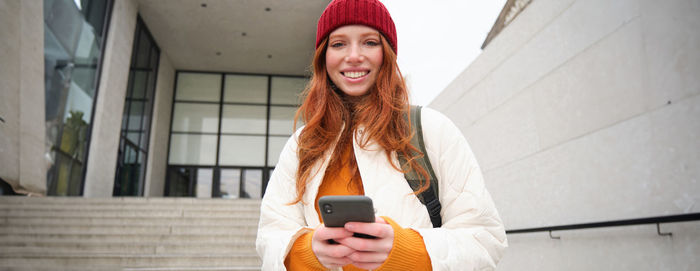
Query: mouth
341 71 369 79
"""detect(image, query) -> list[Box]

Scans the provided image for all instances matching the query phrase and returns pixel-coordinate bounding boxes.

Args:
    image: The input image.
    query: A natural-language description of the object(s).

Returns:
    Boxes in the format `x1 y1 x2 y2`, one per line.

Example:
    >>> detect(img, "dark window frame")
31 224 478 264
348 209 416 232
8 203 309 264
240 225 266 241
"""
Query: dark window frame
113 15 160 196
164 70 307 198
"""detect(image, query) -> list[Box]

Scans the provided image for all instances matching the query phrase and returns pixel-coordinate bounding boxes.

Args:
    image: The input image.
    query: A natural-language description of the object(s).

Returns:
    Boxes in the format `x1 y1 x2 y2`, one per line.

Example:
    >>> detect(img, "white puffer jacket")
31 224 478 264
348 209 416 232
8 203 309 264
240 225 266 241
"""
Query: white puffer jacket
256 107 507 270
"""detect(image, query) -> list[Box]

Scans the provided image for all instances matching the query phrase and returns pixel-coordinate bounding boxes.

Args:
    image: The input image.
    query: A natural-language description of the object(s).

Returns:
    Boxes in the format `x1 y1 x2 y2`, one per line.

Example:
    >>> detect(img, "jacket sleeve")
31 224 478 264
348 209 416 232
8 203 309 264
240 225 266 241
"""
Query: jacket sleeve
256 132 313 271
416 107 508 271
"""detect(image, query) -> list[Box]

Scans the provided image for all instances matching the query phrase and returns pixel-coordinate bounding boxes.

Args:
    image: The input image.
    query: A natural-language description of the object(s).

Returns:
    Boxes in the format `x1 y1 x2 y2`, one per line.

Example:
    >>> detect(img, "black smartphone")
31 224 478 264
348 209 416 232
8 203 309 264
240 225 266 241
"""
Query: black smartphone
318 195 376 239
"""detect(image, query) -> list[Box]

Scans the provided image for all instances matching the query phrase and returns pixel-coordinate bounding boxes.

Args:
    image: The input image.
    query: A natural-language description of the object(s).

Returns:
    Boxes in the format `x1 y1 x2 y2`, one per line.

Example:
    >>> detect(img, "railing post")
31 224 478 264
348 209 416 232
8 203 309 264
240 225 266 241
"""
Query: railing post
656 223 672 237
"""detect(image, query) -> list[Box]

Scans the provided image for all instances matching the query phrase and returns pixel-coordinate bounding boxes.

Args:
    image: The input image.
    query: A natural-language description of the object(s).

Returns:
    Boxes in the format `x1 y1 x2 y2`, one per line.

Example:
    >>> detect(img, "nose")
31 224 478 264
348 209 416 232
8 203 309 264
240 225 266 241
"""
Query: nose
345 43 365 63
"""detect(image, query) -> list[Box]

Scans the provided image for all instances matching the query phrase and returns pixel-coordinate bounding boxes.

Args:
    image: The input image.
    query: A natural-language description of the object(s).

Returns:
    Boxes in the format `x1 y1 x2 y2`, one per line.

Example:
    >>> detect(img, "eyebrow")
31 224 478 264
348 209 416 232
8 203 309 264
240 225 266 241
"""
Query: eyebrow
329 31 380 40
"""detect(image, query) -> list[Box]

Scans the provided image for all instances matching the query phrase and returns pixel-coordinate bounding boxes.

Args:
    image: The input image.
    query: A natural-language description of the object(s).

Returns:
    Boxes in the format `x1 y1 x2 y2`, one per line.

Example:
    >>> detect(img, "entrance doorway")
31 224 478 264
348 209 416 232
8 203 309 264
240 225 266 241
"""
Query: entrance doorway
165 166 267 198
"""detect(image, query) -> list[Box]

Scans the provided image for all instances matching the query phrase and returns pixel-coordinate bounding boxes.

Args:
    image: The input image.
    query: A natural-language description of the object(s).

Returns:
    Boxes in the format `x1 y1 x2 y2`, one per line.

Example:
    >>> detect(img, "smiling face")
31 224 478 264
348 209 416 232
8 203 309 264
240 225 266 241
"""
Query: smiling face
325 25 384 97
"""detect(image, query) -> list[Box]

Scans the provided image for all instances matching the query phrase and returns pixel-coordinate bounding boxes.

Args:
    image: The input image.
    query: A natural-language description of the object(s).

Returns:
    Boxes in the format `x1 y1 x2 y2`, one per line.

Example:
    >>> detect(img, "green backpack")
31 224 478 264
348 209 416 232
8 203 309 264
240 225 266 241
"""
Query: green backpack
398 105 442 228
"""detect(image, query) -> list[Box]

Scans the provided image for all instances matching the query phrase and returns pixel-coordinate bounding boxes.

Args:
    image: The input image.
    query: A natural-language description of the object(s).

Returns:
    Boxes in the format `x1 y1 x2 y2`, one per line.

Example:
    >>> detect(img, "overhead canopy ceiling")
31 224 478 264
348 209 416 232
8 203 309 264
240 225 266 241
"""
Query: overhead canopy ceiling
136 0 330 76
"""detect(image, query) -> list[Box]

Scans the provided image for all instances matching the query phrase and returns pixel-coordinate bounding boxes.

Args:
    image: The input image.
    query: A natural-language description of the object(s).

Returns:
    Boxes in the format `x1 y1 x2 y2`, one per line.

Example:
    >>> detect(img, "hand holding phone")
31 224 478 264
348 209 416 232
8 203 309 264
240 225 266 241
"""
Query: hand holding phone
313 196 395 270
319 195 376 239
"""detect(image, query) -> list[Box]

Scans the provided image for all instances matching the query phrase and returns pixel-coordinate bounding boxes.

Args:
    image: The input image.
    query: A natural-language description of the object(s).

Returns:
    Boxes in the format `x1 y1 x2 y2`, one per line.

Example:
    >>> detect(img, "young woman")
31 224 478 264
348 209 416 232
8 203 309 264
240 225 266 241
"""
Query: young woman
256 0 507 270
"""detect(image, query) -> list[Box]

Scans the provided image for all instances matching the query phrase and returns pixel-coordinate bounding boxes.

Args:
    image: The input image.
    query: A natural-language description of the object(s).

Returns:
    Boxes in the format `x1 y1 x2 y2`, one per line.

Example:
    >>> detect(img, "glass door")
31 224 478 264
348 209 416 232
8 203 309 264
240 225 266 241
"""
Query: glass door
166 166 264 199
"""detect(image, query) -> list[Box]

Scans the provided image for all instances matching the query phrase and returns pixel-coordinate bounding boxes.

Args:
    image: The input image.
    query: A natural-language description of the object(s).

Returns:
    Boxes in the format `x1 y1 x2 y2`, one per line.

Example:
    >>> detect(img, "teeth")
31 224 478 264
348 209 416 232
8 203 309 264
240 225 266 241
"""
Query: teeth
344 71 368 79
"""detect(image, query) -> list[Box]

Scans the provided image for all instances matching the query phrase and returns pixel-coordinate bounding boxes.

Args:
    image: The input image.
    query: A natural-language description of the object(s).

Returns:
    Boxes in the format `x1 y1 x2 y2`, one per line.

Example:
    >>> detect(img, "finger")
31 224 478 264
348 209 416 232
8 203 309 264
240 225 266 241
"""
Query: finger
336 235 393 252
324 243 356 258
374 216 388 224
347 250 389 263
344 221 394 239
317 256 353 269
314 225 354 241
312 238 356 258
312 242 355 268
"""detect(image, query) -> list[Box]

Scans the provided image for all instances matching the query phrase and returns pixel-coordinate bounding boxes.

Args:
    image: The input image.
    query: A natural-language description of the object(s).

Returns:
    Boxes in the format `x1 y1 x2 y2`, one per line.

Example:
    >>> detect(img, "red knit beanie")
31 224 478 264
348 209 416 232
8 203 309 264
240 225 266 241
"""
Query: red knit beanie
316 0 397 53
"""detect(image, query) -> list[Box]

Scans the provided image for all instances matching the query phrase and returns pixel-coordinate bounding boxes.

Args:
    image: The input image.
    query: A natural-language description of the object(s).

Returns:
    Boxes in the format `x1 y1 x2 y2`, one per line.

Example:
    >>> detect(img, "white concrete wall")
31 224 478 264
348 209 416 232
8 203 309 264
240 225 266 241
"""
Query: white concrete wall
430 0 699 269
0 0 46 195
0 0 22 191
144 53 174 197
83 0 138 197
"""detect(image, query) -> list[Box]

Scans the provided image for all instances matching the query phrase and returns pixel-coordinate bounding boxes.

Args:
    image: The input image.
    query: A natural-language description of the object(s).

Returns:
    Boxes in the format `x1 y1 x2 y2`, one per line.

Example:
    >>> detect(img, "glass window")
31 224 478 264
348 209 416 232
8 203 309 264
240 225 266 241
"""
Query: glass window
126 132 140 146
44 0 85 58
51 154 82 196
131 71 148 99
71 65 97 97
139 129 150 150
139 106 153 149
167 167 193 197
269 106 298 135
169 134 218 165
242 169 262 199
63 81 94 124
44 0 111 196
219 135 265 166
171 103 220 133
114 145 144 196
127 101 144 130
114 16 159 197
121 102 130 131
149 46 159 68
195 168 213 198
135 29 151 68
271 77 307 105
224 74 268 103
220 169 241 199
267 136 289 166
146 69 157 100
57 111 88 157
175 73 221 102
123 143 137 164
166 73 306 198
221 105 267 134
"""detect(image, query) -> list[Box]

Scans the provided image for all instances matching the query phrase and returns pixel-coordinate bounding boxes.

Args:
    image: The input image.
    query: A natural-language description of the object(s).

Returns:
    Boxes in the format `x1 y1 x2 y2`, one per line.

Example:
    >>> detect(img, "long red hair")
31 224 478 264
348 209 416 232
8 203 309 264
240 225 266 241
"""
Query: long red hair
291 35 430 204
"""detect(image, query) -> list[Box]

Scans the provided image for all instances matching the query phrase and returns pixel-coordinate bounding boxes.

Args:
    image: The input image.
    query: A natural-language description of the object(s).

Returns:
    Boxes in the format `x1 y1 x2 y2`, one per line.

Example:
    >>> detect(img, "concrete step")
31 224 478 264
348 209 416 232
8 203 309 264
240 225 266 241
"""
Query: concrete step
0 209 261 219
0 224 259 235
0 266 124 271
121 268 261 271
0 233 257 243
0 196 262 206
0 204 262 212
0 196 263 270
0 266 261 271
0 241 256 255
1 216 259 227
0 252 261 267
0 237 255 247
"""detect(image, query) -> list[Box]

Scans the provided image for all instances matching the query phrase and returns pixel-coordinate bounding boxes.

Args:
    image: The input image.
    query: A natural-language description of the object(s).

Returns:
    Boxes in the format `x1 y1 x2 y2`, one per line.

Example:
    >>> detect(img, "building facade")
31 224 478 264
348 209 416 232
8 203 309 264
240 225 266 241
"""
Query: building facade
1 0 329 198
430 0 699 269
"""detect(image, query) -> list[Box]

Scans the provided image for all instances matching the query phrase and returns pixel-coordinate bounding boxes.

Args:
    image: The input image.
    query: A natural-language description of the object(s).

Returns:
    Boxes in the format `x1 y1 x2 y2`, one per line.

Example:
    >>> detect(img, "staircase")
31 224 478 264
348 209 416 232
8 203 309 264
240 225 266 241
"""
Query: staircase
0 196 262 271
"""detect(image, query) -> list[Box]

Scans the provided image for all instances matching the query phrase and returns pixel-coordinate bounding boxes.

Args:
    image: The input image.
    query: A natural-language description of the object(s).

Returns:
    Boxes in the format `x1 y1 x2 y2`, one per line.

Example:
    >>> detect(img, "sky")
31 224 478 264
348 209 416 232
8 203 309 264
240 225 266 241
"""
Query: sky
380 0 508 105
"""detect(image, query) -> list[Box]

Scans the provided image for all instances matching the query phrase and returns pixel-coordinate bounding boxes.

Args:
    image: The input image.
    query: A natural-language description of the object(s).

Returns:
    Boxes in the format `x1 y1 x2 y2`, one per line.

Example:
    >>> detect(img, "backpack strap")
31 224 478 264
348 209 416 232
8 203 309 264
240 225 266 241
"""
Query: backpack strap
400 105 442 228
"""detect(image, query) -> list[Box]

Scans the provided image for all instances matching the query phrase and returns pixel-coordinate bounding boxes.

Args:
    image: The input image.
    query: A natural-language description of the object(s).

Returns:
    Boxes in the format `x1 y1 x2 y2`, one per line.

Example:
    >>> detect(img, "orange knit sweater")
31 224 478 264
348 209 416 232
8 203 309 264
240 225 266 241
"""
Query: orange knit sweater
284 144 432 270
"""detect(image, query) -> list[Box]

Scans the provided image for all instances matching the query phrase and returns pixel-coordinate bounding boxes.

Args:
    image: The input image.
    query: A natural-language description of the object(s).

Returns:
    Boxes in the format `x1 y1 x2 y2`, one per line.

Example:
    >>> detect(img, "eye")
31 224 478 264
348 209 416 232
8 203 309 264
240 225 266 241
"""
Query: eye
330 41 345 48
365 40 380 47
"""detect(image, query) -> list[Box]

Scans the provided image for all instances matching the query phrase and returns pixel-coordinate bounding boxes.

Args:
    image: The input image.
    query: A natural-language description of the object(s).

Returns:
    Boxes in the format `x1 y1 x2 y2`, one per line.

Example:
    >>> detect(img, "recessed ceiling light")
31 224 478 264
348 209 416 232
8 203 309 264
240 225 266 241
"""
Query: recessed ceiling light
201 3 207 8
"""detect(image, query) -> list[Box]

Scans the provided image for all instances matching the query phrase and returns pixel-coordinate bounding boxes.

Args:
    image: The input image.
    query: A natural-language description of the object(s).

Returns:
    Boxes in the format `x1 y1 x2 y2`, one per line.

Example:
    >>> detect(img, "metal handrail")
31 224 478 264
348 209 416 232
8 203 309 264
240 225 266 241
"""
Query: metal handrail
506 213 700 238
